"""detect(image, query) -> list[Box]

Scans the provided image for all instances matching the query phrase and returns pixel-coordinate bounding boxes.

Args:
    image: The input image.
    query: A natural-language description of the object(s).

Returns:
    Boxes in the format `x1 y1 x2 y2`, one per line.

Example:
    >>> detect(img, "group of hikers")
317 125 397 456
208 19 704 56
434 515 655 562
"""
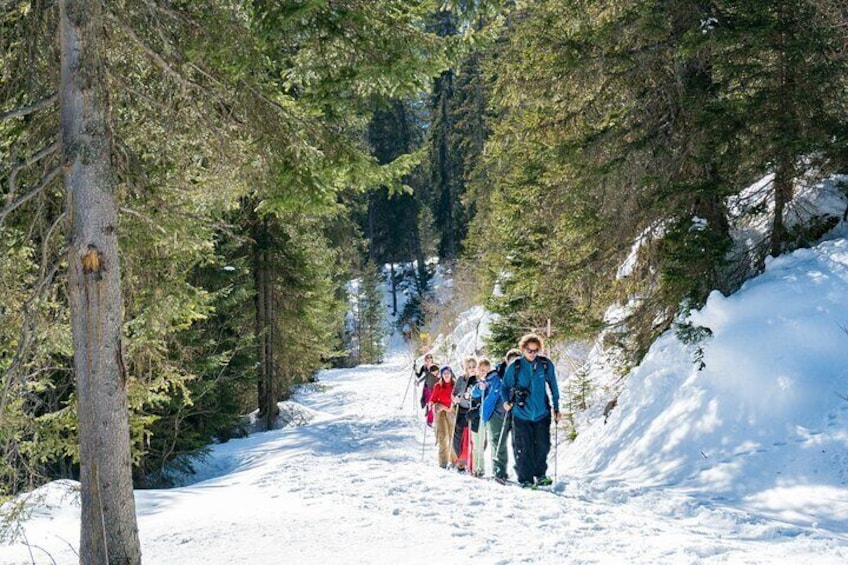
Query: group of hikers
413 333 561 488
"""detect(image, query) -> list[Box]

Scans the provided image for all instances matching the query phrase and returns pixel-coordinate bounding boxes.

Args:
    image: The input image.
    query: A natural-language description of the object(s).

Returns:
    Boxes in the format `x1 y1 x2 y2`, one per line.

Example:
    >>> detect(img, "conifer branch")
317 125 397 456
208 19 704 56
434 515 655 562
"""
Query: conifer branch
0 254 63 416
119 207 167 234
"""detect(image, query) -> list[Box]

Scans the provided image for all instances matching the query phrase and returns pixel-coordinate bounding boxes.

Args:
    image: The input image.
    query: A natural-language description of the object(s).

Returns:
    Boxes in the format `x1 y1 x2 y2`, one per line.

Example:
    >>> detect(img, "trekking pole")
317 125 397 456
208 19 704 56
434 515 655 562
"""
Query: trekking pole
494 408 513 469
553 418 558 485
421 418 428 460
399 363 416 411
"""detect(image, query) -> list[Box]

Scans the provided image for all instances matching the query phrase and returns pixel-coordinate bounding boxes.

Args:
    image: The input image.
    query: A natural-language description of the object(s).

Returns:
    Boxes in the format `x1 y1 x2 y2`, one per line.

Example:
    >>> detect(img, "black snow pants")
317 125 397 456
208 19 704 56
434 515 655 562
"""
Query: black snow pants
511 413 551 484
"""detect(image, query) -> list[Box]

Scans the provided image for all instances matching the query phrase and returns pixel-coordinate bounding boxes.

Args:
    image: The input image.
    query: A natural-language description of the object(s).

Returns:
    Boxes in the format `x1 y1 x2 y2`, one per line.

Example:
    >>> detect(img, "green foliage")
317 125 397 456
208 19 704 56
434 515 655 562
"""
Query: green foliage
1 0 491 495
674 321 714 371
350 260 386 365
469 0 848 367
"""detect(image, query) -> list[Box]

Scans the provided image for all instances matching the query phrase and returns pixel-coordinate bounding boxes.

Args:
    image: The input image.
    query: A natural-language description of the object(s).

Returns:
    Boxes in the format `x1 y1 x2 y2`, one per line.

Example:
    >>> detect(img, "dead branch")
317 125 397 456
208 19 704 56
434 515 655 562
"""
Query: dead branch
0 95 58 122
0 167 61 226
7 141 60 205
119 206 167 234
104 11 199 95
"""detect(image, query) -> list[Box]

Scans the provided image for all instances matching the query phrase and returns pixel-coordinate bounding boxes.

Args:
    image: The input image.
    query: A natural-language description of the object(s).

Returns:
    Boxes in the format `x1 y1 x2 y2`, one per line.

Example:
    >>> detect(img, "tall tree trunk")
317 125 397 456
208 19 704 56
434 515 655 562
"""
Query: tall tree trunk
254 235 267 418
771 159 794 257
252 217 278 430
434 69 457 259
263 248 277 430
59 1 141 563
367 193 377 260
390 262 397 316
409 206 428 296
770 4 797 259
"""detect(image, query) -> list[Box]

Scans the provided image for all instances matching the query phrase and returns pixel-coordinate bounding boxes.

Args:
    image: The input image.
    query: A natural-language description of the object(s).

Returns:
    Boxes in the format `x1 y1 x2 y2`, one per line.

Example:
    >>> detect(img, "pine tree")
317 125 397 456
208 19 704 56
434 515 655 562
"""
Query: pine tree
470 0 848 364
1 0 503 501
352 261 386 365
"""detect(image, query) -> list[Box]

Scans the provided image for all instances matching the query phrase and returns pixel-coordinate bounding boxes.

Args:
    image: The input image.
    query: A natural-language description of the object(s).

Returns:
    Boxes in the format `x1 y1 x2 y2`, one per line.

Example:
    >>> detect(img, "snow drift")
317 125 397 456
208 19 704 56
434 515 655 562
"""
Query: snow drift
564 239 848 530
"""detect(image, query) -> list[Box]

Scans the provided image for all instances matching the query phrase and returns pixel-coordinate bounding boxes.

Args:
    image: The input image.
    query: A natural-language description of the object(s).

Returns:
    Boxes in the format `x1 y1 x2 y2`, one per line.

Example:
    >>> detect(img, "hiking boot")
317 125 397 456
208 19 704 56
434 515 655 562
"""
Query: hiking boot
535 476 553 487
519 481 534 489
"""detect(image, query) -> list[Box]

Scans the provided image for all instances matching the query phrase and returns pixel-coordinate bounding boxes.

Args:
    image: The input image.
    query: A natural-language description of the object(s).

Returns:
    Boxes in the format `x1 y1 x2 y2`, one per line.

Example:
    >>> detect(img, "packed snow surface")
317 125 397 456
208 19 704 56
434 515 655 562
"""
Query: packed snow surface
3 240 848 564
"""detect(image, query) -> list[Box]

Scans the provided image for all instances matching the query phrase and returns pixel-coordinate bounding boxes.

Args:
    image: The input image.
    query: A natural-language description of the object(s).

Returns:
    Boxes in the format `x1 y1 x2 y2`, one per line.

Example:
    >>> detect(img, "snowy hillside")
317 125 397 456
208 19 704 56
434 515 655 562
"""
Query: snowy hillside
564 238 848 532
2 243 848 564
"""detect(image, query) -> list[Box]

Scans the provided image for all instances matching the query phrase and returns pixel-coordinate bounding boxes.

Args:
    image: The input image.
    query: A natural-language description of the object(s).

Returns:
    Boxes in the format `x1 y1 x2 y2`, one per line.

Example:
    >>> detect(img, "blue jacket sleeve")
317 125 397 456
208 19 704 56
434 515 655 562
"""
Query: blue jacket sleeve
501 363 515 405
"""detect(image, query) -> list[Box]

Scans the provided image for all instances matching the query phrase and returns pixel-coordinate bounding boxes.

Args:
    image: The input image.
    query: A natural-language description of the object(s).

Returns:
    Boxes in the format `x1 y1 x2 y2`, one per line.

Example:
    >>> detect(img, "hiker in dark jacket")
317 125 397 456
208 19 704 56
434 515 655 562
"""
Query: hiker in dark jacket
415 354 436 386
495 348 521 378
502 334 560 487
416 354 438 427
451 357 478 472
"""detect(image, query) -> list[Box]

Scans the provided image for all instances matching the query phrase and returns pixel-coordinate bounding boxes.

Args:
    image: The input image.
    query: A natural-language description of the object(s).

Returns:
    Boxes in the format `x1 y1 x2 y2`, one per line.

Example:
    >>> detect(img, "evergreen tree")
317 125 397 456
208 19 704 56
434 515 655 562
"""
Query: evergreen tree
352 261 386 365
470 0 848 363
2 0 501 500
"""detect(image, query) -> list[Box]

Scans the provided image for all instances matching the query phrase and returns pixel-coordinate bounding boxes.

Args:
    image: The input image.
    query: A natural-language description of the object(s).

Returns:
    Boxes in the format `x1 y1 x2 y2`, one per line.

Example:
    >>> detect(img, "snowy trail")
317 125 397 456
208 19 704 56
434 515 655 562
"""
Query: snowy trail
137 351 846 565
3 348 847 564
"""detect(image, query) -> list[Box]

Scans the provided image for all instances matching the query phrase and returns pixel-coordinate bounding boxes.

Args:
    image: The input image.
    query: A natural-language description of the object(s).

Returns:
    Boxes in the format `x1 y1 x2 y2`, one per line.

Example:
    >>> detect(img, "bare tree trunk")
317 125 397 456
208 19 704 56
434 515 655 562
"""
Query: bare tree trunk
252 217 278 430
59 1 141 563
390 262 397 316
263 250 277 430
770 4 796 259
409 212 428 296
254 240 267 418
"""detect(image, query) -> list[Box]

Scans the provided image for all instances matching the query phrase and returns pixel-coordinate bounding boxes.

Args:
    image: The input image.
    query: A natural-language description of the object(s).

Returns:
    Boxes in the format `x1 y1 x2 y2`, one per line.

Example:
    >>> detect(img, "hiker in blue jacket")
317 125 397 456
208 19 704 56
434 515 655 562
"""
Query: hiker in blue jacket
501 333 560 487
472 357 509 482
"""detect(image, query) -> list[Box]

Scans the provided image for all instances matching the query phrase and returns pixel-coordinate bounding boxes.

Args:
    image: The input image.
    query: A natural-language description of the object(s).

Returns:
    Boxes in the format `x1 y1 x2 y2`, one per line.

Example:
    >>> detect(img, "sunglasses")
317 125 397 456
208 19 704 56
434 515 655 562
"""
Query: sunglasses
525 347 539 354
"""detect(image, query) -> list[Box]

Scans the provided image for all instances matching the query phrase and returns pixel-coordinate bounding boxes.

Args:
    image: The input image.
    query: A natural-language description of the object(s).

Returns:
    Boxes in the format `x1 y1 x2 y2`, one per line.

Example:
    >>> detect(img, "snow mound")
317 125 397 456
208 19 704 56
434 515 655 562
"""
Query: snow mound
564 238 848 530
244 399 322 434
0 480 79 545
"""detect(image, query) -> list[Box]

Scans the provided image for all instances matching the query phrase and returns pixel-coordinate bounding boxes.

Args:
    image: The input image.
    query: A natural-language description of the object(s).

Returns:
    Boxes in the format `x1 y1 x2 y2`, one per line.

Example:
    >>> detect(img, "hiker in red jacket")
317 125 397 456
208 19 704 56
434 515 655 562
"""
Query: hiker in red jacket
427 366 457 469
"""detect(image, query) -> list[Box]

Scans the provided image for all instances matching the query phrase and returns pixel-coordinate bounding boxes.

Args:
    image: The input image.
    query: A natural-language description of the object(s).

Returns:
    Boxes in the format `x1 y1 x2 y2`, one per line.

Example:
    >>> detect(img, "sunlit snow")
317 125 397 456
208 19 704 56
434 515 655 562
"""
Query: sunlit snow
3 240 848 564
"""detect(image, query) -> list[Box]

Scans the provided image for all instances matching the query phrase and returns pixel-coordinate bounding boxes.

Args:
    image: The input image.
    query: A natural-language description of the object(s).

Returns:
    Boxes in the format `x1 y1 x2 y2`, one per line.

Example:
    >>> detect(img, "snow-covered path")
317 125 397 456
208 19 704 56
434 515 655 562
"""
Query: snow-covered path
138 352 847 564
3 349 847 564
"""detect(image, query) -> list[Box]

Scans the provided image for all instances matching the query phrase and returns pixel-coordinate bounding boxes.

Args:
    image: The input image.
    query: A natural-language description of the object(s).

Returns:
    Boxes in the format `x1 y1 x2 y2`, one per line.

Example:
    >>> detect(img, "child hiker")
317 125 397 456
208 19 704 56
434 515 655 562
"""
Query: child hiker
473 357 509 483
428 365 457 469
416 354 439 427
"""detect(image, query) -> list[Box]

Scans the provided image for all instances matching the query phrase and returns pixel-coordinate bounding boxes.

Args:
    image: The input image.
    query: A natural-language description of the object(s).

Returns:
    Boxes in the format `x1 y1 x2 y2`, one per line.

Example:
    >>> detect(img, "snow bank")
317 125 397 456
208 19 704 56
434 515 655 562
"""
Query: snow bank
564 238 848 529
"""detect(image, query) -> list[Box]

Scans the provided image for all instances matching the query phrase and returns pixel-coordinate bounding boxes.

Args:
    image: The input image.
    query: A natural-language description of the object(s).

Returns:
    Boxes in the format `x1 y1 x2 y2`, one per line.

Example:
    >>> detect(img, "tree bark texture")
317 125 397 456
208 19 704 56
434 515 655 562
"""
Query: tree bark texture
59 1 142 563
